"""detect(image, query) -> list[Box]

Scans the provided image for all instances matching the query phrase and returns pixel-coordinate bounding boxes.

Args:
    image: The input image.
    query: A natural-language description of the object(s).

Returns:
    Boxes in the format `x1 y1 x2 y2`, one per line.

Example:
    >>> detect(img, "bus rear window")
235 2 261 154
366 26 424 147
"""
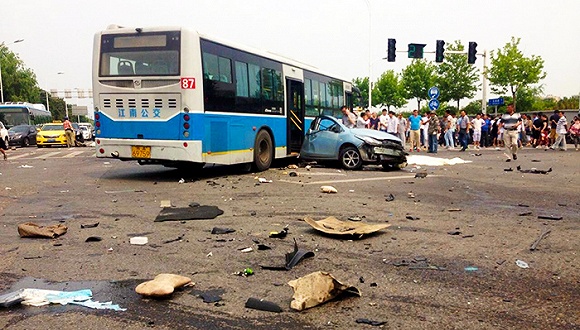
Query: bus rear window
99 31 180 77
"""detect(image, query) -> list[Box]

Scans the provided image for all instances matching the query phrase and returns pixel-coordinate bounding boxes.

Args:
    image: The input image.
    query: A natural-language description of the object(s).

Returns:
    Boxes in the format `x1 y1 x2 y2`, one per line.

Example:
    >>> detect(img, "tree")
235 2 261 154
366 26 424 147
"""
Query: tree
0 44 41 103
436 40 480 111
372 70 406 111
400 59 436 110
487 37 546 111
352 76 369 108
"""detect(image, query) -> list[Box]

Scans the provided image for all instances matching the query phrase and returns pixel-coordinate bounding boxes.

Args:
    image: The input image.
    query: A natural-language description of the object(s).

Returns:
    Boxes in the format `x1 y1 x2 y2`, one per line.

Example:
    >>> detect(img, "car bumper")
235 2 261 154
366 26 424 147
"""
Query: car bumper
37 136 67 146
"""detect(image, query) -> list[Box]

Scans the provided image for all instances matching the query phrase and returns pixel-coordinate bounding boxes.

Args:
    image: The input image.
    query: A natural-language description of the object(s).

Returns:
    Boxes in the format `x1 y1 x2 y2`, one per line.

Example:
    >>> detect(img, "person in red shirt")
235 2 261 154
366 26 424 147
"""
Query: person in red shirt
63 117 75 148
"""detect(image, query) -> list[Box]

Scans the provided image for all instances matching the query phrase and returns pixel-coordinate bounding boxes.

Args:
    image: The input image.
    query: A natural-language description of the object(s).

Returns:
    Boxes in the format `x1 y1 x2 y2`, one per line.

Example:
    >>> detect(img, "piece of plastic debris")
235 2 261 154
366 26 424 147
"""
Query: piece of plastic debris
515 260 529 269
516 165 552 174
178 178 185 184
537 215 563 221
18 222 67 238
211 227 236 235
4 288 125 311
155 204 224 222
414 172 428 178
289 172 298 177
448 208 461 212
304 216 390 237
385 193 395 202
258 177 272 183
287 164 299 169
163 234 184 244
80 222 99 229
288 271 361 311
18 165 34 168
269 227 288 238
405 215 420 221
407 192 416 198
240 247 253 253
85 236 102 242
160 200 172 208
206 252 213 257
245 297 282 313
447 230 461 235
233 268 254 277
257 244 272 250
320 185 338 193
261 238 314 270
518 211 533 216
135 274 192 297
464 266 479 272
355 318 387 326
130 237 148 245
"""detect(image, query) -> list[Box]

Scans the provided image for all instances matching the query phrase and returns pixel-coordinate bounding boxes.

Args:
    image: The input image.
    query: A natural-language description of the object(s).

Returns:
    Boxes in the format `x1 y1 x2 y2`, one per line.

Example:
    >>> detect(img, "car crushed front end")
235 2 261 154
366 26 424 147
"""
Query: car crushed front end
352 129 408 167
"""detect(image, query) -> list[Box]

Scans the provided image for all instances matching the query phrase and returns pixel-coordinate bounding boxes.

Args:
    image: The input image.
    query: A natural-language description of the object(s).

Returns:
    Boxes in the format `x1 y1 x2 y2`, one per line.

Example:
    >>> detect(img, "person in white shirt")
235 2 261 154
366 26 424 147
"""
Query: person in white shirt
341 106 356 128
386 111 399 136
550 111 568 151
378 109 389 132
397 113 408 146
471 113 485 149
421 112 429 149
356 111 369 128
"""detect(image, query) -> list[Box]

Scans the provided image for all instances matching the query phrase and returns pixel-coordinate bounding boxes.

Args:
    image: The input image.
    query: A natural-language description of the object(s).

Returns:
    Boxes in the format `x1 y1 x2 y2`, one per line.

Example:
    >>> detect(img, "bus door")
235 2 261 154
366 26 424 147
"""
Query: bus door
286 79 305 154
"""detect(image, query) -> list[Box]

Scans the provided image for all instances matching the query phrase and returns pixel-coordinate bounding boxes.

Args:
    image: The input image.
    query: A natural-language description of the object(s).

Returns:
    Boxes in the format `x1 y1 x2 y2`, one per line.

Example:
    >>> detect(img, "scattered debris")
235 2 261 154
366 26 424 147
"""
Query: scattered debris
192 289 224 303
515 260 529 269
80 222 99 229
135 274 193 297
233 268 254 277
18 222 67 238
257 244 272 250
447 208 461 212
269 227 288 239
518 211 533 216
304 216 390 237
391 257 447 271
385 193 395 202
530 229 551 251
0 288 125 311
447 230 461 235
355 318 387 326
289 172 298 177
407 192 416 198
154 204 224 222
245 297 282 313
85 236 102 242
347 216 362 221
516 166 552 174
261 238 314 270
178 178 185 184
18 165 34 168
320 185 338 193
504 167 513 172
211 227 236 235
163 234 185 244
414 172 428 178
531 159 541 162
287 164 299 169
130 237 148 245
258 177 272 183
537 215 563 221
462 234 474 238
464 266 479 272
518 203 530 207
405 215 420 221
287 271 361 311
159 200 173 208
240 247 253 253
407 155 471 166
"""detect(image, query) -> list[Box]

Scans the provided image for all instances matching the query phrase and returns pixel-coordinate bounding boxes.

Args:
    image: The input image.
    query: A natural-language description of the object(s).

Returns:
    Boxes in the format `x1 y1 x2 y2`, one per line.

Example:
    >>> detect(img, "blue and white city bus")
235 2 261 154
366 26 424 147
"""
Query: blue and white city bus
0 102 52 128
92 25 356 170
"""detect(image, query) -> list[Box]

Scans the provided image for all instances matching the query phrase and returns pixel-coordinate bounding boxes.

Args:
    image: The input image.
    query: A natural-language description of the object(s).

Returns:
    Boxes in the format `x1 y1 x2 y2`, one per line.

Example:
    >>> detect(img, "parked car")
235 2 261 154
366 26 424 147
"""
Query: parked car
79 125 92 141
36 123 67 147
8 124 37 147
0 121 8 147
72 123 85 144
300 115 407 170
78 123 94 140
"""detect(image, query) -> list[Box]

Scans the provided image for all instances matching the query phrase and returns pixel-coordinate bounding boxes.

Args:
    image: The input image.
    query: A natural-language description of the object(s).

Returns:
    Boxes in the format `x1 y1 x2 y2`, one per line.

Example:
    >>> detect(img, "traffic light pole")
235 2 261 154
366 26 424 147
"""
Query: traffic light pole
482 49 488 114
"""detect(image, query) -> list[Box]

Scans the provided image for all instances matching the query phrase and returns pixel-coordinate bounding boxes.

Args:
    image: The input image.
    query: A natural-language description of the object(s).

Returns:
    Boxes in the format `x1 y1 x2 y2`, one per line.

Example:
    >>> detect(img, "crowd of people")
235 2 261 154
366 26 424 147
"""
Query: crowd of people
345 106 580 157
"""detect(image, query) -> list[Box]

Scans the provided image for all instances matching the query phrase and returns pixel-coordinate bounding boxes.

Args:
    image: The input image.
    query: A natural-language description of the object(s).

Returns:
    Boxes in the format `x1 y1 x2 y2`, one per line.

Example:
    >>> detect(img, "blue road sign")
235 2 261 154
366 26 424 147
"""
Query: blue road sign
488 97 504 106
429 99 440 110
428 86 440 99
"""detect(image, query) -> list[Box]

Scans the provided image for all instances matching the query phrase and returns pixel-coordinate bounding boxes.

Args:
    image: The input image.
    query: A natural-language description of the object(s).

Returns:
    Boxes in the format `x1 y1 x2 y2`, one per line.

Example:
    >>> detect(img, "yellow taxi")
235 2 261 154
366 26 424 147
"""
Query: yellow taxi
36 123 68 147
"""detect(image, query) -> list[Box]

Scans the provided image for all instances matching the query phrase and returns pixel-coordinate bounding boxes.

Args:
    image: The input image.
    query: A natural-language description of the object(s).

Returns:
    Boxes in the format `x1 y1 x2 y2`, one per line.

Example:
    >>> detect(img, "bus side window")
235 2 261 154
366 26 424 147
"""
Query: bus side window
135 62 151 74
118 60 134 75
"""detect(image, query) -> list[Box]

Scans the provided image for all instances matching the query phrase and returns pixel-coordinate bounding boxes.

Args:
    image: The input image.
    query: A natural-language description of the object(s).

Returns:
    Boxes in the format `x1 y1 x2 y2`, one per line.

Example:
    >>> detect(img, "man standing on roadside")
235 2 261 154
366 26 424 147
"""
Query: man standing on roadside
408 109 422 152
341 106 356 128
471 113 485 150
386 111 399 136
427 111 441 153
550 111 568 151
379 109 389 132
63 117 75 148
397 113 408 146
499 104 521 161
481 114 491 148
548 110 559 145
457 110 470 151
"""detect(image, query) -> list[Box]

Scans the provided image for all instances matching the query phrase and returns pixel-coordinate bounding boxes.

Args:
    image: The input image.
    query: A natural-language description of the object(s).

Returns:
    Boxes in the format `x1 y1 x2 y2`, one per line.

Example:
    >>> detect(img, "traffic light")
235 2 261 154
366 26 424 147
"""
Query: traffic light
387 38 396 62
408 43 426 59
468 41 477 64
435 40 445 63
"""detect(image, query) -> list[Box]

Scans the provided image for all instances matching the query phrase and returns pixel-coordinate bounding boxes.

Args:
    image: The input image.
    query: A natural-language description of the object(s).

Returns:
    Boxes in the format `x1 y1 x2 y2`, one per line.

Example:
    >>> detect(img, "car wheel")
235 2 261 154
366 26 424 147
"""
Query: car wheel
22 137 30 147
253 130 273 171
339 146 363 170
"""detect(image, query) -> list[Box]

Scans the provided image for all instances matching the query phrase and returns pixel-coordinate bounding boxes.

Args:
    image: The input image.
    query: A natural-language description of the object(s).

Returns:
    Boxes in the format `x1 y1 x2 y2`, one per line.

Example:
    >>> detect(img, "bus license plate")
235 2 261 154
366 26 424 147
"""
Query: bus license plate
131 146 151 158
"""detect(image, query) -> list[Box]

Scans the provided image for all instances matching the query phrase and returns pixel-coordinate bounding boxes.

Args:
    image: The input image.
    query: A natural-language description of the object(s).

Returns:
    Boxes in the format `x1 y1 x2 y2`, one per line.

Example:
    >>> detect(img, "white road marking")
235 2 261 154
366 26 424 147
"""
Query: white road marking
34 151 62 159
6 153 32 160
279 174 438 185
62 151 85 158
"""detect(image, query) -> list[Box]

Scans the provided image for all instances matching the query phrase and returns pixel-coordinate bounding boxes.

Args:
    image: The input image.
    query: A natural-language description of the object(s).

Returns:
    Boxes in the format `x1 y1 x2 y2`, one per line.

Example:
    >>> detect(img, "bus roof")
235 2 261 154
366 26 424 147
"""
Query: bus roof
0 102 48 112
99 25 351 84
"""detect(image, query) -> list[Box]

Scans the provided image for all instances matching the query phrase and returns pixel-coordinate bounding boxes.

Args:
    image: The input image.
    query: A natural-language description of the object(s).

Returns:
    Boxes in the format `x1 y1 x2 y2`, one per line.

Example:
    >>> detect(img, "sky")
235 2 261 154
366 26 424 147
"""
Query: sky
1 0 579 112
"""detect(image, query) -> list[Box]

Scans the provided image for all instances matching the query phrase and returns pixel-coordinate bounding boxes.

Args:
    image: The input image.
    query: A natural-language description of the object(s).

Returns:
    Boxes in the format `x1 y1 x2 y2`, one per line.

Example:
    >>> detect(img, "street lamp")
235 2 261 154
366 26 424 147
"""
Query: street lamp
0 39 24 103
56 72 68 118
363 0 372 110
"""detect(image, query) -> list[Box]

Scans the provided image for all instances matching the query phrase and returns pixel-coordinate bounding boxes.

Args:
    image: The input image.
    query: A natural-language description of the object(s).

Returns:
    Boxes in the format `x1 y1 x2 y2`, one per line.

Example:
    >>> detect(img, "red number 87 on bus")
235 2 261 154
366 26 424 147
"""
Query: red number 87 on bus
180 77 196 89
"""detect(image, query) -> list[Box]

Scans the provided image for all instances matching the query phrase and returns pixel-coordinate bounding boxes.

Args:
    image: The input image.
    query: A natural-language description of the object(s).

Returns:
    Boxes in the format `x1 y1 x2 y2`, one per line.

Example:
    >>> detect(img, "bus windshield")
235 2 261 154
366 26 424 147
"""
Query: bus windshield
0 107 28 127
99 31 181 77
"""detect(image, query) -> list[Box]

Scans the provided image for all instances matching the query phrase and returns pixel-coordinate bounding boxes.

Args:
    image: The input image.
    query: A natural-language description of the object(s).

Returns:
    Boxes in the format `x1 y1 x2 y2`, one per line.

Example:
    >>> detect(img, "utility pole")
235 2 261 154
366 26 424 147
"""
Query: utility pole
482 49 488 114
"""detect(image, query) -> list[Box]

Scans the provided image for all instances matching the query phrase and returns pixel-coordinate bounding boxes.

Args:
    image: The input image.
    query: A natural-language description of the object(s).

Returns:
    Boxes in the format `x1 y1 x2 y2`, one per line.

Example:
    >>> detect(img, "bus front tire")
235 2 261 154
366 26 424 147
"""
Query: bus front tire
253 130 273 172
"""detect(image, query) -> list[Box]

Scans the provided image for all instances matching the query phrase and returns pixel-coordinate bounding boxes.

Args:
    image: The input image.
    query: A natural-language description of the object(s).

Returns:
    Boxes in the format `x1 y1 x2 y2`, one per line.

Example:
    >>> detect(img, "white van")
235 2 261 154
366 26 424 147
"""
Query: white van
78 123 94 140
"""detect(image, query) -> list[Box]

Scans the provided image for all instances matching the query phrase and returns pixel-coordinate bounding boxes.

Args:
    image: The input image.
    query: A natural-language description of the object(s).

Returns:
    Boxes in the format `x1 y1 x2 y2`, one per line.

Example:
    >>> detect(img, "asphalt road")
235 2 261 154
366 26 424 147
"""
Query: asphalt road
0 146 578 329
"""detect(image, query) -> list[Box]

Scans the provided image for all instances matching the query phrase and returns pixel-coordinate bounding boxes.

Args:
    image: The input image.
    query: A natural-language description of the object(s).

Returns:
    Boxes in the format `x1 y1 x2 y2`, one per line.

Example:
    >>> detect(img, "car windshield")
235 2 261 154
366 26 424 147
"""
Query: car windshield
72 123 80 130
41 124 64 131
80 126 88 131
9 126 29 133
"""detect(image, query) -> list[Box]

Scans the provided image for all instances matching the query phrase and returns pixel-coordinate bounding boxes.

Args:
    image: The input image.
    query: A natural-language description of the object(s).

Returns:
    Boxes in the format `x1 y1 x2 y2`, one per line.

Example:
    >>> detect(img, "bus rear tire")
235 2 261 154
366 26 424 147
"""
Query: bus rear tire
253 130 273 172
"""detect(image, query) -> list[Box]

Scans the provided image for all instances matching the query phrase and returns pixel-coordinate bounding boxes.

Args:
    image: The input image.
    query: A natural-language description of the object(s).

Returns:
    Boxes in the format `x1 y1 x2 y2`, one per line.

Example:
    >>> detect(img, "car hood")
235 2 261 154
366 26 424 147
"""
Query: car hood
349 128 402 143
38 130 66 136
